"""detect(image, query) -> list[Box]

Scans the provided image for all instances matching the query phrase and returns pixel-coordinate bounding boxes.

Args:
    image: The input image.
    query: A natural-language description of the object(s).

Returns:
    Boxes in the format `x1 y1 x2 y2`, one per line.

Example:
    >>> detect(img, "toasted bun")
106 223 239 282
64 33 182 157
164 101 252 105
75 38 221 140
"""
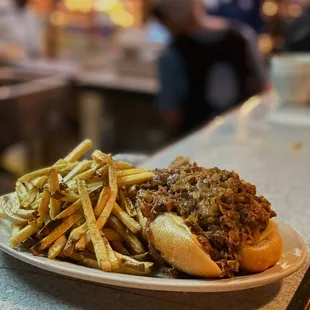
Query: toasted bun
239 221 283 273
149 213 222 277
149 214 282 277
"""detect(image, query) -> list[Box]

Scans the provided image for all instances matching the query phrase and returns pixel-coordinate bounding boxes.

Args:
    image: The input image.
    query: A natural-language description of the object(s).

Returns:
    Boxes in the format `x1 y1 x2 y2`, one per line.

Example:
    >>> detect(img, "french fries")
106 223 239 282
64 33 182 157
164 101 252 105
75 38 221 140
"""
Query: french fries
20 187 38 209
32 176 48 188
116 161 133 170
64 252 100 269
110 241 130 255
55 199 82 220
54 185 102 221
119 188 137 217
0 140 154 276
37 189 51 226
107 215 145 254
63 160 91 183
1 197 28 225
49 169 61 219
78 180 114 271
112 203 141 234
114 252 154 275
15 209 37 219
94 187 111 218
10 222 39 248
117 172 155 187
16 182 28 202
116 168 149 178
75 167 96 180
32 210 84 252
48 235 67 259
102 228 123 241
18 162 79 183
11 224 22 238
64 139 92 162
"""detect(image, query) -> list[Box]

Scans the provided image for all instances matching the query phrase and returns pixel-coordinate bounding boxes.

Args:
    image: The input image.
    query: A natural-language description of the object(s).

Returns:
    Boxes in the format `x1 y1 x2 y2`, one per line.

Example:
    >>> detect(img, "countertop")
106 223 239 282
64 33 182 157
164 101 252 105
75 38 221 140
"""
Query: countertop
76 70 157 94
0 91 309 309
13 60 158 94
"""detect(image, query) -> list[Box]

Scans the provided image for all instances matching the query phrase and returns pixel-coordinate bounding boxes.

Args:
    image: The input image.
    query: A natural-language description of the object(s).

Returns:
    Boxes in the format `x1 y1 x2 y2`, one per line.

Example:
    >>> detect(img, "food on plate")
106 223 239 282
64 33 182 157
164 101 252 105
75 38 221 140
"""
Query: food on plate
0 141 282 278
0 140 155 275
131 158 282 277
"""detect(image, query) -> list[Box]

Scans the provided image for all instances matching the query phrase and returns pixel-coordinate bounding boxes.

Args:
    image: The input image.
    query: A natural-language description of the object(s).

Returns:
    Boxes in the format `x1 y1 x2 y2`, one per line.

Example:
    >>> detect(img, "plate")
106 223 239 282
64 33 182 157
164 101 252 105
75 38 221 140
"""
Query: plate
0 215 307 292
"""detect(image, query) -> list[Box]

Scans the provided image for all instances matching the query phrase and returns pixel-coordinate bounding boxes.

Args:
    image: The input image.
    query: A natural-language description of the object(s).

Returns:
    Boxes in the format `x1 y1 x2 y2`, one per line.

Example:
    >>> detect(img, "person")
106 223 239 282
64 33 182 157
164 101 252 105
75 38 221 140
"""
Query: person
151 0 270 137
208 0 264 35
0 0 42 61
283 5 310 52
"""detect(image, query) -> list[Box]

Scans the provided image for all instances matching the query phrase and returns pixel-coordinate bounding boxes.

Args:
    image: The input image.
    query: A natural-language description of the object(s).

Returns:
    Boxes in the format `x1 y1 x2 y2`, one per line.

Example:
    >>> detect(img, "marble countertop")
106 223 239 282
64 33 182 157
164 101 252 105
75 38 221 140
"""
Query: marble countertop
0 91 309 309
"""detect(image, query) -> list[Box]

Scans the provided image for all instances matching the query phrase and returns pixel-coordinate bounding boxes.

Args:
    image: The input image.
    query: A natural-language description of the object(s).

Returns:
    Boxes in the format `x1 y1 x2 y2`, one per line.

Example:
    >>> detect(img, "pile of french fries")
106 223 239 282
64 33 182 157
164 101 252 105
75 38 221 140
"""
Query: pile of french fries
0 140 155 275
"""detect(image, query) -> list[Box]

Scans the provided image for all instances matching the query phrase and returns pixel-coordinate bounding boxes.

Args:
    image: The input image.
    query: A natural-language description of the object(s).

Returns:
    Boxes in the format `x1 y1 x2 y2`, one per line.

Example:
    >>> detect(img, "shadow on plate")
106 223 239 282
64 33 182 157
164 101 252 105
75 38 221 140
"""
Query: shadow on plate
1 253 282 310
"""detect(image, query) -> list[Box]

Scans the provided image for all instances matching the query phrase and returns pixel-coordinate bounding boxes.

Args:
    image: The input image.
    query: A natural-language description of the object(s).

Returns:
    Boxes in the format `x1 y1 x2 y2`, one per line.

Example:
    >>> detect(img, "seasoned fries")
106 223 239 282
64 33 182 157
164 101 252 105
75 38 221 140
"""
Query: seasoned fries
111 241 130 255
114 252 154 275
18 162 78 183
107 215 145 254
117 172 155 187
112 203 141 234
63 160 91 183
64 139 92 162
0 140 154 276
11 224 22 238
1 197 28 225
78 180 114 271
119 188 137 217
116 168 149 177
16 182 28 202
32 176 48 188
55 199 82 220
37 189 51 226
94 187 111 218
20 187 38 209
32 210 84 252
48 235 67 259
10 222 39 248
48 169 61 219
75 167 96 180
116 161 133 170
102 228 123 241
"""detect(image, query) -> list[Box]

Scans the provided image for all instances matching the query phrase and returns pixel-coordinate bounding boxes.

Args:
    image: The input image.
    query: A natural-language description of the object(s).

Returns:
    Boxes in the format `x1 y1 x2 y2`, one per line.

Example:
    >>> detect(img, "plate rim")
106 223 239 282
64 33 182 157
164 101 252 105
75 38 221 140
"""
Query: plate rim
0 219 307 292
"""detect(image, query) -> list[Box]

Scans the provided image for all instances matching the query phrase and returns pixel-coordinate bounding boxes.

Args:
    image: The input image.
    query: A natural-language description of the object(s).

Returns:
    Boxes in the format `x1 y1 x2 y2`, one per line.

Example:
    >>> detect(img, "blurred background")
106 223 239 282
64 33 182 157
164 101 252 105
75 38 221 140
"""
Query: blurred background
1 0 310 194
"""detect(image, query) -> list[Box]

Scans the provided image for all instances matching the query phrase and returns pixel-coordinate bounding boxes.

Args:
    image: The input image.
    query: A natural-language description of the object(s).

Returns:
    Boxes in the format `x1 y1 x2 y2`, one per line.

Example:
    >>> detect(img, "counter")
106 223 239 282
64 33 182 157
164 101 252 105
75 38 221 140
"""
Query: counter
14 59 159 150
0 91 309 309
16 59 158 94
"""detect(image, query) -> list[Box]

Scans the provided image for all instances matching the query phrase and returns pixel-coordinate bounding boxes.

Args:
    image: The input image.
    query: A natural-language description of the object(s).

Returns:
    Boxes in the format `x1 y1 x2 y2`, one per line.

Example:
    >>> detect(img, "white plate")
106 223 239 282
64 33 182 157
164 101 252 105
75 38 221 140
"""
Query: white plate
0 216 307 292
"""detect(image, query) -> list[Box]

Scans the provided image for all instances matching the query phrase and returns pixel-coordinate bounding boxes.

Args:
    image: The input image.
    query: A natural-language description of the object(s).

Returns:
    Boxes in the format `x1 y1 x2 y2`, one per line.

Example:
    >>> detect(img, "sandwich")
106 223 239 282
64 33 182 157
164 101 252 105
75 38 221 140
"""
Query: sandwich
131 158 282 278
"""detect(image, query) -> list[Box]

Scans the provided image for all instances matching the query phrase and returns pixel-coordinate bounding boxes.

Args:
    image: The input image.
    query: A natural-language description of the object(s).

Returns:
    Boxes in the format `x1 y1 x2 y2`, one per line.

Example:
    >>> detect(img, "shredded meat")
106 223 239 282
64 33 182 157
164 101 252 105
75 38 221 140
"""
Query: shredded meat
132 161 276 277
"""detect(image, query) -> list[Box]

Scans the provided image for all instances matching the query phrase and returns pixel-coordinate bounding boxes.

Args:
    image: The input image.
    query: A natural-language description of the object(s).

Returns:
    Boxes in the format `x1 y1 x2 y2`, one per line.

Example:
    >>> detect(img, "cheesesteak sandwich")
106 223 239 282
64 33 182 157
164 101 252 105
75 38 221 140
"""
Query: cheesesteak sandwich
131 158 282 278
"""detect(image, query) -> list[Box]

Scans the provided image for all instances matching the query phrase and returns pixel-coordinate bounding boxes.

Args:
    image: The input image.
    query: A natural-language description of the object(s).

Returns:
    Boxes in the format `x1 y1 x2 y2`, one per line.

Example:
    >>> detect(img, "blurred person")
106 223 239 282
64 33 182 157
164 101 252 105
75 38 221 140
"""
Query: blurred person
283 4 310 52
0 0 42 61
208 0 264 35
151 0 270 136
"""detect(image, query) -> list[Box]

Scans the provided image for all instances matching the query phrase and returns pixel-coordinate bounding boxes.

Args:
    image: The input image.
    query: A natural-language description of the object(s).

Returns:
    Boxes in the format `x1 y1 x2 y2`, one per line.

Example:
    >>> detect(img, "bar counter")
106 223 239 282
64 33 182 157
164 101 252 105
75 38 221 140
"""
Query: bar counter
0 91 309 309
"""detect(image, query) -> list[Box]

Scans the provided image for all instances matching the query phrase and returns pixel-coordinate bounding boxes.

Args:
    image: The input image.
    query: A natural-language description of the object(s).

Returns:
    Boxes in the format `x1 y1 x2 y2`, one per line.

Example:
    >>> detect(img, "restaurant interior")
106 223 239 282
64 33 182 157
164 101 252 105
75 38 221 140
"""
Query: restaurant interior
0 0 309 195
0 1 310 309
